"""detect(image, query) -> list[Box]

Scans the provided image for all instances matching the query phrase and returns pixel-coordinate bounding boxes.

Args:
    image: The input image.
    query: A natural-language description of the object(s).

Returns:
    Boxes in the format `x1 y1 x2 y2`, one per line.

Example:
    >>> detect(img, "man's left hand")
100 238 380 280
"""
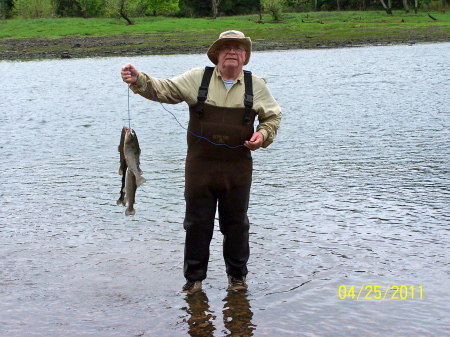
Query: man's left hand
244 132 264 151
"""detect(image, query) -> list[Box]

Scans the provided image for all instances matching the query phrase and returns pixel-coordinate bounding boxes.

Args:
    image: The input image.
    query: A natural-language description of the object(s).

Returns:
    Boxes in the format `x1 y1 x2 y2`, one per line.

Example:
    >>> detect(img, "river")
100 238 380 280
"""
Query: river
1 42 449 336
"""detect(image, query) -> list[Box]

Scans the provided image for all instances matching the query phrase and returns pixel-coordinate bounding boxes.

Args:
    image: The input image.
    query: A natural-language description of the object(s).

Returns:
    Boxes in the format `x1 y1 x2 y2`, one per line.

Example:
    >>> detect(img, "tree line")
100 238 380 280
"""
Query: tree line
1 0 448 20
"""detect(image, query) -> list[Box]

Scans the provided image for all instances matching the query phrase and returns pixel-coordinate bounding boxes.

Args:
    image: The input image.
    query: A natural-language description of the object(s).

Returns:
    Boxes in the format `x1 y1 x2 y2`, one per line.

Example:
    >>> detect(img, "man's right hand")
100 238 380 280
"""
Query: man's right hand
121 64 138 84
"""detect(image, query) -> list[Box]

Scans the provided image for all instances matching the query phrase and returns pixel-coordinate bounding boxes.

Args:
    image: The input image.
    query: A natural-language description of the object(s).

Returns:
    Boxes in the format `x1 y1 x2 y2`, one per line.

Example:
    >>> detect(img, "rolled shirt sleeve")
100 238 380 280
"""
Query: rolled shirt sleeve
252 75 282 148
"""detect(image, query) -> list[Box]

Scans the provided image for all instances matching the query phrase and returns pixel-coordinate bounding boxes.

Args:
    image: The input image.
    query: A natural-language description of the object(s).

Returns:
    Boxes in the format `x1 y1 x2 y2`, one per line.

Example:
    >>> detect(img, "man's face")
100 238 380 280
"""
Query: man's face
215 42 247 71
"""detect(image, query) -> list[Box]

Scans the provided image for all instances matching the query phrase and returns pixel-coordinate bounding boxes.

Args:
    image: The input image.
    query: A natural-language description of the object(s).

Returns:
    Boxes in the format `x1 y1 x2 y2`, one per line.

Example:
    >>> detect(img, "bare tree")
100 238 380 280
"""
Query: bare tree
119 0 134 25
104 0 135 24
211 0 222 19
401 0 409 12
379 0 392 14
50 0 56 17
34 0 40 17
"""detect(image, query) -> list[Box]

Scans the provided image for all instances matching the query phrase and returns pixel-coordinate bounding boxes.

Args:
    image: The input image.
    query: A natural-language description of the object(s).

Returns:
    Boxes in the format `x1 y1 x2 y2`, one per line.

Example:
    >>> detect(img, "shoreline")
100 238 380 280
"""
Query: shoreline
1 33 449 61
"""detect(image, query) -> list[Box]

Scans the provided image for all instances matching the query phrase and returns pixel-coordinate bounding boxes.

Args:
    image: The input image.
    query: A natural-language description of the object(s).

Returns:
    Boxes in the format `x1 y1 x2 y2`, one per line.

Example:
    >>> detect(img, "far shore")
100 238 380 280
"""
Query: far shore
1 33 449 61
1 10 449 62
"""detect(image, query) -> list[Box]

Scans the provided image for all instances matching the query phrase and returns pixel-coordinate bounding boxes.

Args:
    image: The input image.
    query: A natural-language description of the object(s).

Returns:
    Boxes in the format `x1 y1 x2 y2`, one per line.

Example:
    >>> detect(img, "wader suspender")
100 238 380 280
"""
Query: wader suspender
196 66 215 118
243 70 253 124
196 66 254 124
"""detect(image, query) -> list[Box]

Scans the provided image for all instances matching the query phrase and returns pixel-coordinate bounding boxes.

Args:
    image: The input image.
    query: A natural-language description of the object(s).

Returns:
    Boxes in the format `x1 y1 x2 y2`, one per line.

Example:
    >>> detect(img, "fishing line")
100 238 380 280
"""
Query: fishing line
127 70 245 149
127 85 131 129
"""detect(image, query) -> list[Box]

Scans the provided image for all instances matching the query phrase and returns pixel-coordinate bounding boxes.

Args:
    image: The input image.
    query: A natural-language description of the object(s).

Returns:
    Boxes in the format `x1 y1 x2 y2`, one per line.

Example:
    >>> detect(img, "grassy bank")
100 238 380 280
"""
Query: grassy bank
0 11 449 60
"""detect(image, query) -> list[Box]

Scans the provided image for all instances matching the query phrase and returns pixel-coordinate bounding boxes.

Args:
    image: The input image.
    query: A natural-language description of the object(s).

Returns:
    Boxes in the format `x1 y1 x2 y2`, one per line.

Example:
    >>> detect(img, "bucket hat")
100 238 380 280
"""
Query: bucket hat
207 30 252 65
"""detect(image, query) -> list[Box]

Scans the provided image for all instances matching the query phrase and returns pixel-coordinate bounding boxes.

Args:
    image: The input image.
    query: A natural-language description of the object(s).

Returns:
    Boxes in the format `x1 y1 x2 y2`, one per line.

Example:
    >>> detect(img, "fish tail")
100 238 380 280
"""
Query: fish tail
125 208 135 216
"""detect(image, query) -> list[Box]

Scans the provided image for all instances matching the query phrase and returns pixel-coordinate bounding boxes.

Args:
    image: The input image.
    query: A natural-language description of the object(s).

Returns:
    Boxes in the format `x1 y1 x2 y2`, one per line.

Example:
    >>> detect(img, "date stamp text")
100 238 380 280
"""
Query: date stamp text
338 285 423 300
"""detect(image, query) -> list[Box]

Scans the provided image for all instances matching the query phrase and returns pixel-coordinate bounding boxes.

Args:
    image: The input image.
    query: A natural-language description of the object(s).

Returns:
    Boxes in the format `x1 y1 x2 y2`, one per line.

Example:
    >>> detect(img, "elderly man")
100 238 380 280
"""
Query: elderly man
121 30 282 294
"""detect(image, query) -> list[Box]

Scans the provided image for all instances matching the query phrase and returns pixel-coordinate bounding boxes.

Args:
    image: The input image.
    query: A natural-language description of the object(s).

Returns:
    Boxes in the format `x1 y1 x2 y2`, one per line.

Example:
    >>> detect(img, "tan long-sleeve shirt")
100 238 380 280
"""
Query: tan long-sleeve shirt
130 66 282 148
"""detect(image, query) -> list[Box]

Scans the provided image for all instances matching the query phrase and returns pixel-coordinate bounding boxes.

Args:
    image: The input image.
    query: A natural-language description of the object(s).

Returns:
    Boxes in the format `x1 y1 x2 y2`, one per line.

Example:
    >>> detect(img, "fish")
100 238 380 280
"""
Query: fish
124 127 146 187
117 126 146 215
117 126 127 206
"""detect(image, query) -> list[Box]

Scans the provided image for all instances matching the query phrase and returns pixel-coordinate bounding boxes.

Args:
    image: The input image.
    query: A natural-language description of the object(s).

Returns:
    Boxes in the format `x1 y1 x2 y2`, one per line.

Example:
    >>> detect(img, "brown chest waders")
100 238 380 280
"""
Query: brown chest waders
183 67 256 282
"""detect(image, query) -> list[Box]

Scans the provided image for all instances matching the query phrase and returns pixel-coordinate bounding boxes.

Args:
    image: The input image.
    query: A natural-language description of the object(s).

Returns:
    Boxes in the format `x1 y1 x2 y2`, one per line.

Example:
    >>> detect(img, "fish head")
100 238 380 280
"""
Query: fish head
124 127 136 143
124 127 141 155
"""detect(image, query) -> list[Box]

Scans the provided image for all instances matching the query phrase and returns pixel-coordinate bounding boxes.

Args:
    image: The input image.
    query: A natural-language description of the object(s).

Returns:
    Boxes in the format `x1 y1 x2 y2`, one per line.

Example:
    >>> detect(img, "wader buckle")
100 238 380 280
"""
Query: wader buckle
196 87 208 117
243 93 253 124
196 67 215 118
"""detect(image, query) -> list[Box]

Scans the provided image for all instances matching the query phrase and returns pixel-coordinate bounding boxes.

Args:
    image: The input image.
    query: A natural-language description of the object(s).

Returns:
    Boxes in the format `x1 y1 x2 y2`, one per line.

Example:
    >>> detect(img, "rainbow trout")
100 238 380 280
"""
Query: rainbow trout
117 126 146 215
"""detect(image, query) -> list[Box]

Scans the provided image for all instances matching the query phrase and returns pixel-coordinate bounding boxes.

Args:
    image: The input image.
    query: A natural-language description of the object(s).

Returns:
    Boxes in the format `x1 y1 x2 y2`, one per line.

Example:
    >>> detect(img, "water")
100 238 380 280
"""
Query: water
1 43 449 336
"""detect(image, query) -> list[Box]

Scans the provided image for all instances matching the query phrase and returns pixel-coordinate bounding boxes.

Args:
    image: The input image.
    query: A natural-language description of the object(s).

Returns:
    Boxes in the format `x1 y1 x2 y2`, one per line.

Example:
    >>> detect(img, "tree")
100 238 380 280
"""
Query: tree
285 0 310 12
379 0 392 14
220 0 260 15
261 0 285 21
137 0 178 16
75 0 105 18
118 0 134 23
211 0 221 18
14 0 53 18
0 0 13 18
104 0 178 23
56 0 83 17
401 0 409 12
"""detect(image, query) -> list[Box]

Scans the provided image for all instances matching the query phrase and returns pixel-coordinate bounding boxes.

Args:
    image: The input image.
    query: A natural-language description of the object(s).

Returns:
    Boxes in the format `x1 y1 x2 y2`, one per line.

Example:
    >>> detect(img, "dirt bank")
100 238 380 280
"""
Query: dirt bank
0 33 448 61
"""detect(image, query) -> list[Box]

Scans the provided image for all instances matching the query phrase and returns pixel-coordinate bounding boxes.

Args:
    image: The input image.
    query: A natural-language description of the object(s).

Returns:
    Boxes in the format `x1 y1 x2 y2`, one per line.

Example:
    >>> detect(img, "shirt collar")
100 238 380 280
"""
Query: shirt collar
214 66 244 83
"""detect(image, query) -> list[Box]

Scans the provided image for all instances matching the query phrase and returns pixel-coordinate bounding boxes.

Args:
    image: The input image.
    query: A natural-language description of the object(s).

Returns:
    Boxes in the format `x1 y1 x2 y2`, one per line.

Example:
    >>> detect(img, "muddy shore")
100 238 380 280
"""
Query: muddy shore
1 32 449 61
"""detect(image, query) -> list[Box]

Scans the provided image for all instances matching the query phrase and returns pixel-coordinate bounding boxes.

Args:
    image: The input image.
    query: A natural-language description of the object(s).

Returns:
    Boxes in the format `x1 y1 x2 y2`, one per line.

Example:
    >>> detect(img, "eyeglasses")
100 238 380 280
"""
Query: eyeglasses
219 45 246 53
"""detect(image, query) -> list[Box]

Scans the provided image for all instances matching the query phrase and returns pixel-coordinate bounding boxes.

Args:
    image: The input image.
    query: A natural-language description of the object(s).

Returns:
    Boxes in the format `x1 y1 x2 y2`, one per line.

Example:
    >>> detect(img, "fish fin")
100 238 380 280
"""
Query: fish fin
125 208 135 216
136 176 146 187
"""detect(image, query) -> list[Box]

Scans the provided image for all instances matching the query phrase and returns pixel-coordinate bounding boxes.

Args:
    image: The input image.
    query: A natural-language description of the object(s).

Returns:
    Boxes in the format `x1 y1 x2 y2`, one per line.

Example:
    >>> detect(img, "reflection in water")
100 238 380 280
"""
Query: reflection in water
222 291 255 337
183 291 215 336
182 291 255 336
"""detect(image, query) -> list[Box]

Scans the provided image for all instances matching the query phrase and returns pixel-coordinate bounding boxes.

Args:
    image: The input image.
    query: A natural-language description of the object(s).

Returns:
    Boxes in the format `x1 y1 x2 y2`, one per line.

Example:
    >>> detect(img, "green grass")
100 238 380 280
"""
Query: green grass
0 11 449 41
0 10 448 60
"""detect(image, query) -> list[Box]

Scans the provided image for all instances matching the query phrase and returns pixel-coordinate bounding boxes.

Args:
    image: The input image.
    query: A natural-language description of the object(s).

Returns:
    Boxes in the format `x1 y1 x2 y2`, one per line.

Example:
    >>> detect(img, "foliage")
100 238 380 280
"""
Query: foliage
177 0 211 17
75 0 106 17
220 0 260 15
11 0 178 18
0 0 14 18
57 0 83 17
134 0 179 16
5 0 450 19
13 0 54 18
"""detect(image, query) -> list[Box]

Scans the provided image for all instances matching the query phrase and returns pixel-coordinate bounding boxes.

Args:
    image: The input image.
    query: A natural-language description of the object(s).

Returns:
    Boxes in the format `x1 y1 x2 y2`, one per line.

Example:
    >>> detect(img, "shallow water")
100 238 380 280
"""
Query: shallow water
1 43 449 336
